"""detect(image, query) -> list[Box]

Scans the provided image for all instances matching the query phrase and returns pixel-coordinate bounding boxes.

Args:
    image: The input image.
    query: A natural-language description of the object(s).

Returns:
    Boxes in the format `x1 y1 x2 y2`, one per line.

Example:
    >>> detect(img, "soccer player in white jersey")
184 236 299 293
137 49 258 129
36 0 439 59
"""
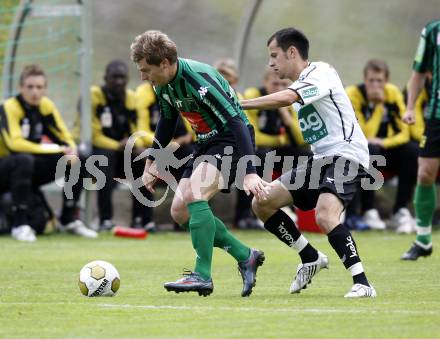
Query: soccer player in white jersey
240 27 376 298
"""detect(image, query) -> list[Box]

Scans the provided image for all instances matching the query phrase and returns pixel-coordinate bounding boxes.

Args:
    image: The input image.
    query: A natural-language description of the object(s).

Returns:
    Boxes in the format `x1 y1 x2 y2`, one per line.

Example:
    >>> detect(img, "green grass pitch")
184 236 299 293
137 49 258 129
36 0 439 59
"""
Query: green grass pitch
0 230 439 338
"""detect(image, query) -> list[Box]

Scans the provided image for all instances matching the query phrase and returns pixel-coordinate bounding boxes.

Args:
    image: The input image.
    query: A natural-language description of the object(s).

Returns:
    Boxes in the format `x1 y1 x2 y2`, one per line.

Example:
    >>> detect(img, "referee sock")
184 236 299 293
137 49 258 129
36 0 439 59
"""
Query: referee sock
327 224 369 286
265 209 318 263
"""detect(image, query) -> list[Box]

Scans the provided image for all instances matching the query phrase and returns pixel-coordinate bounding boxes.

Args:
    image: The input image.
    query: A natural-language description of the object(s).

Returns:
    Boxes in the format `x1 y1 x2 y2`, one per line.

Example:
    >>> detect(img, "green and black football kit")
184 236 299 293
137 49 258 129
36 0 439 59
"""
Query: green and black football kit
151 58 260 289
151 58 256 187
404 19 440 254
413 19 440 158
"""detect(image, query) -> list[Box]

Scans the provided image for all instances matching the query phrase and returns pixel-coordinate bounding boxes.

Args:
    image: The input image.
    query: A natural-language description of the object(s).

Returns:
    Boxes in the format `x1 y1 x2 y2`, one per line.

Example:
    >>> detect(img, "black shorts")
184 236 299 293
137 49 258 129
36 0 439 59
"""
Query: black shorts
181 126 255 192
277 156 367 211
419 119 440 158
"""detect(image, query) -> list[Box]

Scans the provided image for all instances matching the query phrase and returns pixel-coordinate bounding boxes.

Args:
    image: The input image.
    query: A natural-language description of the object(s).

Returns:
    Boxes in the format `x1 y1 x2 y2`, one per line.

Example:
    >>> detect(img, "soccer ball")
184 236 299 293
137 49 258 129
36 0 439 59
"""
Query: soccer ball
78 260 120 297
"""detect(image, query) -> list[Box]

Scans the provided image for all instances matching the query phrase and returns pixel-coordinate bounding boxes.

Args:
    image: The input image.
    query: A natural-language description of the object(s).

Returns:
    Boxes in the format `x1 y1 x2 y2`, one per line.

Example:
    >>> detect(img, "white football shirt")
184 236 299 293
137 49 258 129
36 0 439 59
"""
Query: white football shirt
289 61 369 168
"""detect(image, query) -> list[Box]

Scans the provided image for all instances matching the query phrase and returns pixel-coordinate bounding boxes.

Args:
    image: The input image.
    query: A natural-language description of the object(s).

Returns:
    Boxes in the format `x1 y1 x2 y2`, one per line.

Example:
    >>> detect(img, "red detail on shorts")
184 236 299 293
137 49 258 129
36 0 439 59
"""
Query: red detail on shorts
181 111 212 133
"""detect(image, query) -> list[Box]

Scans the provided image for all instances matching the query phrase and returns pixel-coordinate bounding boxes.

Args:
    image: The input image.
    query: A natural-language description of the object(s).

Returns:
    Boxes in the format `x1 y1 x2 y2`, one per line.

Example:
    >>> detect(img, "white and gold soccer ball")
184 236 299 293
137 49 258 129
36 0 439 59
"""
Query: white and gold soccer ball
78 260 120 297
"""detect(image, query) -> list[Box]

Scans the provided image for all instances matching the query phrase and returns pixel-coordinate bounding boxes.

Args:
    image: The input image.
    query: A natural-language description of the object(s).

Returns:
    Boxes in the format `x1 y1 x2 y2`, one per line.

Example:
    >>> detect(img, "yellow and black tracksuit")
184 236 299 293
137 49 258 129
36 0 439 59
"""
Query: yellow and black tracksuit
89 85 153 226
0 95 82 226
91 85 142 150
244 86 304 149
346 83 418 213
233 86 310 225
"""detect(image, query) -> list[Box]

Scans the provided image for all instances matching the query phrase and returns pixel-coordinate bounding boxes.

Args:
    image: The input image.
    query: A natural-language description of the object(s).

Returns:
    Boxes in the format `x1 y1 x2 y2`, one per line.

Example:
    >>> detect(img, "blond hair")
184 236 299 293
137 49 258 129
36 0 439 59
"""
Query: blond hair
130 30 177 65
19 64 46 86
214 58 239 81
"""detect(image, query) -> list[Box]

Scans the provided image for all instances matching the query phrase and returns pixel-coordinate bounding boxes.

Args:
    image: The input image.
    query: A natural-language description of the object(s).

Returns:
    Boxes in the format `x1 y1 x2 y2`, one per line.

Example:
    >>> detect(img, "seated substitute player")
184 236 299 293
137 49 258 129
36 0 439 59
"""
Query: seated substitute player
89 60 154 231
0 64 97 240
346 59 418 233
240 27 376 298
401 19 440 260
130 30 267 297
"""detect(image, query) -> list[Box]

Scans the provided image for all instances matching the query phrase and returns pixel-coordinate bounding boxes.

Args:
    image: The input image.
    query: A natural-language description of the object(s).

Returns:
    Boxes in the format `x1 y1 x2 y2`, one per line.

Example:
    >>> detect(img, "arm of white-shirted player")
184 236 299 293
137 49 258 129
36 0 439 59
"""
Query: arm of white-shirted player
240 89 298 110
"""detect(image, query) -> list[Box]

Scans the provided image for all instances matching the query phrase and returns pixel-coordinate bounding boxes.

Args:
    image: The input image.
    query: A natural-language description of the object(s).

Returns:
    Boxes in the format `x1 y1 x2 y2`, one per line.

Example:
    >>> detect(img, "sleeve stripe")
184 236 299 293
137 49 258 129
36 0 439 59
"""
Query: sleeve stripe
301 64 317 79
183 69 238 119
199 72 235 107
287 88 304 105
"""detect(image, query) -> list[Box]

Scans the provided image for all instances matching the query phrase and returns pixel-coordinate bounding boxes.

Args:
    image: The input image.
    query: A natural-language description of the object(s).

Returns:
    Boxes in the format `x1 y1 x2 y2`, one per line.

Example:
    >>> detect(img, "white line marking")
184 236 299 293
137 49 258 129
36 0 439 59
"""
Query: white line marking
1 302 439 315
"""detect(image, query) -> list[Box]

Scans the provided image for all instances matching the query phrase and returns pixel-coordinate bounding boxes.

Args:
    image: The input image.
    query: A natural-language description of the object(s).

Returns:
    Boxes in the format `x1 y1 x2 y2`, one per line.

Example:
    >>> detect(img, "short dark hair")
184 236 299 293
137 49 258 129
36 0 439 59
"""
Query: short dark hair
105 60 128 75
19 64 46 86
267 27 309 59
363 59 389 79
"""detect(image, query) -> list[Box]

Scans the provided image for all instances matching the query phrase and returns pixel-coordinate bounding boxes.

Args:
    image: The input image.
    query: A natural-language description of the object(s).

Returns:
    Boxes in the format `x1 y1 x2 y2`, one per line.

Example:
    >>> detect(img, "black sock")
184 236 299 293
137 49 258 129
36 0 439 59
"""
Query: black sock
12 204 28 227
60 200 77 225
265 210 318 263
327 224 369 286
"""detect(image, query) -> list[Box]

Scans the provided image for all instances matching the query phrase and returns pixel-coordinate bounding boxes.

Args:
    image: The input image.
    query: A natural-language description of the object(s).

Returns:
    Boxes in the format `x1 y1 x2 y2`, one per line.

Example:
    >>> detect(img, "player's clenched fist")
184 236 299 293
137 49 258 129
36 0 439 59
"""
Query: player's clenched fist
143 159 159 193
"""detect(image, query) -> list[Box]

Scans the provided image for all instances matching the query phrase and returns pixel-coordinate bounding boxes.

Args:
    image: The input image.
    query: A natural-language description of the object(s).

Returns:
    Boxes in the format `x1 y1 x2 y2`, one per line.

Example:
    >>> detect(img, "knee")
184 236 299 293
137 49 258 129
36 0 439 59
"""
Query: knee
315 206 339 232
368 143 382 155
418 166 436 185
181 187 196 205
252 196 276 222
11 153 34 174
170 199 188 225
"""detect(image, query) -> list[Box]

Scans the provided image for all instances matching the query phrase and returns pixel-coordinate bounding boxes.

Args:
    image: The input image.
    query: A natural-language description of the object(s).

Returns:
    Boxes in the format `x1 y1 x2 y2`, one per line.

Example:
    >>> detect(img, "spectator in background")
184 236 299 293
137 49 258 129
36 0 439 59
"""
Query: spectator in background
0 64 97 241
214 58 240 96
346 59 418 233
90 60 154 231
135 80 193 231
401 19 440 260
237 67 310 229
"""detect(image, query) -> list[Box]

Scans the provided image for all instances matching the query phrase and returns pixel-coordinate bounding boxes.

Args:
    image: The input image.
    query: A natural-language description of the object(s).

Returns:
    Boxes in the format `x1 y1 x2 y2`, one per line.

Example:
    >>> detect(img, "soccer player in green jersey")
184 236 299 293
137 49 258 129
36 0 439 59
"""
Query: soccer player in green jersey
130 30 268 297
402 19 440 260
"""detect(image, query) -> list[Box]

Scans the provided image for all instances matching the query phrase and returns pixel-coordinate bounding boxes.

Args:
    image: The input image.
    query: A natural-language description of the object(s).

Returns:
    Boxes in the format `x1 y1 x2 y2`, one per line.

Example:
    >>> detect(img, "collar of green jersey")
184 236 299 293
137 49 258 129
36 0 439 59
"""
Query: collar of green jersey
168 58 183 87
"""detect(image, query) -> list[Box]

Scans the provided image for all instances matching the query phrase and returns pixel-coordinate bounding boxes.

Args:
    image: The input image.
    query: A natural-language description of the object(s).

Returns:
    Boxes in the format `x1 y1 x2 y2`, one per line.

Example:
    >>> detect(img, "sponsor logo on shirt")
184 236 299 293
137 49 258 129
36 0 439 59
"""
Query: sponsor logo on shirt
198 86 209 98
301 86 319 99
298 104 328 144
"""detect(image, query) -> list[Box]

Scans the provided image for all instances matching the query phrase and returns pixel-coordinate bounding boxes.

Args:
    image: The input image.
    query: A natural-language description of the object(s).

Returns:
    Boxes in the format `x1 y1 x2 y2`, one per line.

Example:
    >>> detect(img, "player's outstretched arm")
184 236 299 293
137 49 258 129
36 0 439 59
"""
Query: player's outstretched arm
240 89 298 110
